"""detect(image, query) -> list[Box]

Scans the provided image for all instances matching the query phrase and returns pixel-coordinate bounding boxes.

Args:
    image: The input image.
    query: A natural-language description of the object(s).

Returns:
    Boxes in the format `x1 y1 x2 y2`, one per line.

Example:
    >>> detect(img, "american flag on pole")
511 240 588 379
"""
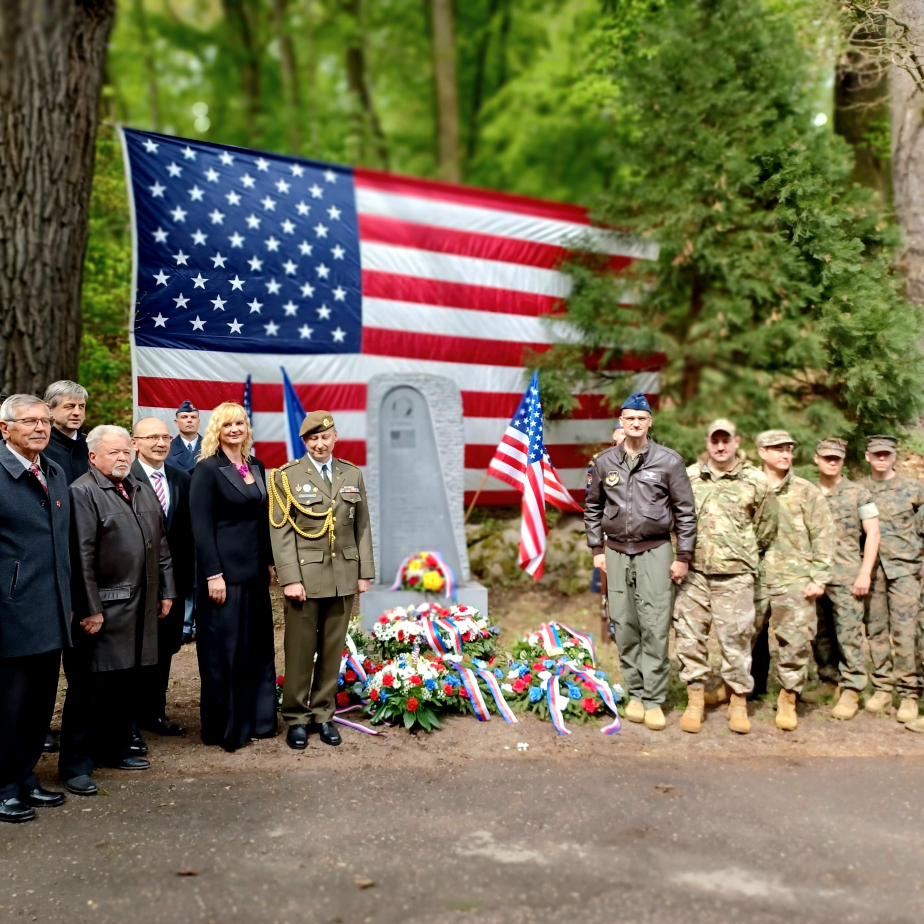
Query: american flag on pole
120 128 662 505
486 371 582 577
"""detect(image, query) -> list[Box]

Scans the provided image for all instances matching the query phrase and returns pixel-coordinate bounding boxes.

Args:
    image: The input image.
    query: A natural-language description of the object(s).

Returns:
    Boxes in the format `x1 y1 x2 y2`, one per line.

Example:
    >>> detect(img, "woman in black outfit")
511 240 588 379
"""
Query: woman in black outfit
189 402 277 750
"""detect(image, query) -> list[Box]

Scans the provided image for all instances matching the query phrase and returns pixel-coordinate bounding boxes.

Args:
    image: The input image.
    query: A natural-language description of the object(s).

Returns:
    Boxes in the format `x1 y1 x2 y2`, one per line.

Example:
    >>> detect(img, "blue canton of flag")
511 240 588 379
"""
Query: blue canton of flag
510 371 546 465
122 128 362 354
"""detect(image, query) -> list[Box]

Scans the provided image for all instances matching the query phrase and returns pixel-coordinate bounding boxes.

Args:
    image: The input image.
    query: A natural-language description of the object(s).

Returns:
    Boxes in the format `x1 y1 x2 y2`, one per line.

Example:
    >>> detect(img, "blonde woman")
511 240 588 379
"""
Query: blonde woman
189 403 277 750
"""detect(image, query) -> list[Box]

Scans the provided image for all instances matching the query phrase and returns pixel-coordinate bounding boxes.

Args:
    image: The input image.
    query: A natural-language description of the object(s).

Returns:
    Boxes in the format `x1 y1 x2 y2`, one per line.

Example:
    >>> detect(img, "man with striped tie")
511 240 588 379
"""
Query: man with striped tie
131 418 194 738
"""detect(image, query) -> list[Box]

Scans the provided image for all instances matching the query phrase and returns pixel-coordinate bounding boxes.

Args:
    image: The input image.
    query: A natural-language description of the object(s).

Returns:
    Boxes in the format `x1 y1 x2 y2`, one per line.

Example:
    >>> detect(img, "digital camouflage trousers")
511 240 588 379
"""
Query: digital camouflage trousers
866 565 921 698
754 583 817 694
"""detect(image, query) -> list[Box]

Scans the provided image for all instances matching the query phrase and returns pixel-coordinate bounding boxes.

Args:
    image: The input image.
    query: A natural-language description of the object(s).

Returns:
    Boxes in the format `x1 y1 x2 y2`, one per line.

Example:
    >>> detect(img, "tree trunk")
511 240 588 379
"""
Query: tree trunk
303 0 317 150
430 0 461 183
890 0 924 304
342 0 389 169
272 0 301 153
465 0 500 162
132 0 162 132
0 0 115 395
221 0 263 139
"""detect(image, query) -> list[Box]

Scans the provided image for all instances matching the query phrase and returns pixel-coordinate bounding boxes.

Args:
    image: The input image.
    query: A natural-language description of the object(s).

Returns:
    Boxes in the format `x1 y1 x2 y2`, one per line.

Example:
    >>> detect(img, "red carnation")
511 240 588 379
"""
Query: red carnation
336 692 349 707
410 675 422 686
345 670 357 683
382 674 395 688
532 662 545 671
488 656 496 666
523 673 532 683
370 689 379 701
397 630 405 642
481 630 490 639
408 576 420 586
581 698 598 714
512 678 528 693
462 631 472 642
378 616 389 624
407 697 419 712
443 683 454 696
276 675 285 687
363 659 373 671
583 681 596 691
459 687 469 698
426 555 438 567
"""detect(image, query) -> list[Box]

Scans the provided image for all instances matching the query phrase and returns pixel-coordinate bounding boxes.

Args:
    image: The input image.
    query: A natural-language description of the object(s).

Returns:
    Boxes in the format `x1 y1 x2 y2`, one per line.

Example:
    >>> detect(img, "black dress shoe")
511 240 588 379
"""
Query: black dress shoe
316 722 341 746
286 724 309 750
129 730 148 755
109 756 151 770
141 717 186 737
64 776 98 796
0 797 35 823
21 786 66 808
43 731 59 753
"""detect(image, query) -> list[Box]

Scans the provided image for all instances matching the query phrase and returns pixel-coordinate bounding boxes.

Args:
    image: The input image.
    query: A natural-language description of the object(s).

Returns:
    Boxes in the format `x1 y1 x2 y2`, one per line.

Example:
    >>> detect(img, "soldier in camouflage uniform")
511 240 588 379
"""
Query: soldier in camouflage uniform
754 430 835 731
813 439 880 721
674 420 777 735
859 436 924 726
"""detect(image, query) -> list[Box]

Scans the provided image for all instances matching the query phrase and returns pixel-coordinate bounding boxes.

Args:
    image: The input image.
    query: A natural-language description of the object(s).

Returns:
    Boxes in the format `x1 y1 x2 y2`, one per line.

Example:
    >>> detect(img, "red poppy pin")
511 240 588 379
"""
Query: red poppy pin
56 500 61 507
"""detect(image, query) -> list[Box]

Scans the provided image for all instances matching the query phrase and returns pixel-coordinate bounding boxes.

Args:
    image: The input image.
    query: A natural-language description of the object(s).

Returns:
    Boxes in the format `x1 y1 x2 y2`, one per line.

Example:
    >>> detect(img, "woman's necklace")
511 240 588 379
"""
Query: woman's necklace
230 456 249 478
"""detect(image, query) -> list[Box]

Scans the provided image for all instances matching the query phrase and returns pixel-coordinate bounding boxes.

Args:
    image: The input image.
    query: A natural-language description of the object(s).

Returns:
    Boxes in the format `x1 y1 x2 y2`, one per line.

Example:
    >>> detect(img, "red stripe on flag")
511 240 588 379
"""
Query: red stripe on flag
467 443 606 470
355 168 593 225
461 391 625 420
361 270 563 317
359 214 633 273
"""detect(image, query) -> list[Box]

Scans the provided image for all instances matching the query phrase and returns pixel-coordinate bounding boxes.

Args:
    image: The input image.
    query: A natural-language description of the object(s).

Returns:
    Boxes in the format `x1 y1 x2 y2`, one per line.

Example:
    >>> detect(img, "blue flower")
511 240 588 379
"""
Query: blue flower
595 670 606 679
448 675 461 688
424 678 436 691
473 658 487 669
543 659 554 668
380 691 388 702
528 686 542 703
567 684 581 700
494 668 504 680
518 665 530 678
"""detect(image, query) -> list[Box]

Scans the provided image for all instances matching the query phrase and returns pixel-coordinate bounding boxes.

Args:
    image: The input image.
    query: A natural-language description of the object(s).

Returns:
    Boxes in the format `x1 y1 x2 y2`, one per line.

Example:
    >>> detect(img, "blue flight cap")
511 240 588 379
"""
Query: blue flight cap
176 399 198 414
613 420 623 430
620 392 651 413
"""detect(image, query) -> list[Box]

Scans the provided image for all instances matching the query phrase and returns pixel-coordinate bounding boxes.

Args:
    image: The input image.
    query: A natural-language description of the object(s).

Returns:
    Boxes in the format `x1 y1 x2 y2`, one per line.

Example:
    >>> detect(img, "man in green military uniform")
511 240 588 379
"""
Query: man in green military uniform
754 430 835 731
674 419 777 735
813 438 880 721
859 435 924 726
269 411 375 749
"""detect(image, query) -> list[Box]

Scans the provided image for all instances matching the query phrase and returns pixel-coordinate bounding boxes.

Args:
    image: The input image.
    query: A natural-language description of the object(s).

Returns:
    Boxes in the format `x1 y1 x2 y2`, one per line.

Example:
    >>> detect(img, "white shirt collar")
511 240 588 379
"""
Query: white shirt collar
138 459 165 479
308 455 332 477
6 445 41 473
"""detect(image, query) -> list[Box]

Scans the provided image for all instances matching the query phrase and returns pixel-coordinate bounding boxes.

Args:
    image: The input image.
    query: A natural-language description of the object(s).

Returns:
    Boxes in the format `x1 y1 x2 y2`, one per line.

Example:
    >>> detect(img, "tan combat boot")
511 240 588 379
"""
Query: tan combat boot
897 697 919 724
728 693 750 734
644 706 666 730
864 690 892 714
680 683 705 734
800 680 838 704
831 688 859 720
776 689 798 731
904 716 924 734
625 699 645 723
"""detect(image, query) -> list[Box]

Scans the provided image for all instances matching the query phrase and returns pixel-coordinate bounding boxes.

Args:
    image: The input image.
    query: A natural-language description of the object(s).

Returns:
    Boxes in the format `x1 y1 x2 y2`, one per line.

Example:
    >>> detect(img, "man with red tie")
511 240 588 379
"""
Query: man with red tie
131 418 194 738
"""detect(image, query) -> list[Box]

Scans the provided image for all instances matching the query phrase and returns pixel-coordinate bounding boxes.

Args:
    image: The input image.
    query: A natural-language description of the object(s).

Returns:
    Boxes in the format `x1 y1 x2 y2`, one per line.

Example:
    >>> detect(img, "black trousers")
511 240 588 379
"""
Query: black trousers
59 648 136 780
0 649 61 800
137 613 181 724
196 578 277 751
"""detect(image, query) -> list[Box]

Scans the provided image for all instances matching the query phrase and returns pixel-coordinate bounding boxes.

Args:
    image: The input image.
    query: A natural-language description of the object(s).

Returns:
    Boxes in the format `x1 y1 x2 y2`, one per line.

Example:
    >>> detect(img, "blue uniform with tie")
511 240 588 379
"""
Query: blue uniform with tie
166 434 202 473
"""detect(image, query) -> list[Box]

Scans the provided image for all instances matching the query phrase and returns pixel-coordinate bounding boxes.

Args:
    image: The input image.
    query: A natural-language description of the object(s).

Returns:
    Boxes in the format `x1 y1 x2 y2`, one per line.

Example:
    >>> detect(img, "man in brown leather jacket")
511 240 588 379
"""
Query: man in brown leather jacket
585 393 696 730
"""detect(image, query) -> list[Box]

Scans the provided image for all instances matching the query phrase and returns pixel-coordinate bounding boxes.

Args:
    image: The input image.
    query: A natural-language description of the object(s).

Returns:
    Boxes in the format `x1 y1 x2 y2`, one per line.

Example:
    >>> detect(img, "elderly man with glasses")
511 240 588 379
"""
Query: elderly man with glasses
0 396 71 822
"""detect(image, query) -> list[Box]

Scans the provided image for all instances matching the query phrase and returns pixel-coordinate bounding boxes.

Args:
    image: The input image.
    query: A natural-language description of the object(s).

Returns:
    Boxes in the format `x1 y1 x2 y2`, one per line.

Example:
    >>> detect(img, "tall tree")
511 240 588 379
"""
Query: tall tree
0 0 116 394
272 0 302 153
221 0 264 139
430 0 461 181
342 0 389 167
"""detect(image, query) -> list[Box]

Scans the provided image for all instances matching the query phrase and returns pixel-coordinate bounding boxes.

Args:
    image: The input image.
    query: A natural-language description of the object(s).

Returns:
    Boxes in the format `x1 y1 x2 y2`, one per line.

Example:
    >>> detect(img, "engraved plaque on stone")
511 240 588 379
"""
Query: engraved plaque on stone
378 385 462 581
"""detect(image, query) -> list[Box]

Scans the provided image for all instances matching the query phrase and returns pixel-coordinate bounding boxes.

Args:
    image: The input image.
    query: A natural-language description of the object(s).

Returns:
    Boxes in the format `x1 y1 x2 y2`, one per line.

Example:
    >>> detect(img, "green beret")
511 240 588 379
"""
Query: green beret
299 410 336 437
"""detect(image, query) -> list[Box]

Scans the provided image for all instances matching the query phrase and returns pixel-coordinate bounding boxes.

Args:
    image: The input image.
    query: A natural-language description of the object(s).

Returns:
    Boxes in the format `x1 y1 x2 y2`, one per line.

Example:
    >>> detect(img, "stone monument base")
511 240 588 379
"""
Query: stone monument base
358 581 489 631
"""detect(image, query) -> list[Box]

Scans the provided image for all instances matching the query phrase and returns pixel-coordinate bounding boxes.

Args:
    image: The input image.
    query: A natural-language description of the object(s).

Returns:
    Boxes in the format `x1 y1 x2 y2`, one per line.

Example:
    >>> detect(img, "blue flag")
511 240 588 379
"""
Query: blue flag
281 366 306 461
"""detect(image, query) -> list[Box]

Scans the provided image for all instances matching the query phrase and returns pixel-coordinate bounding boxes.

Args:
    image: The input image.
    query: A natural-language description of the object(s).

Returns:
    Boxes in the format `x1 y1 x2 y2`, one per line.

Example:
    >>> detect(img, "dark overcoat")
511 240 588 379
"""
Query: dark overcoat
69 467 176 672
131 459 194 656
166 434 202 473
0 442 72 658
43 426 90 485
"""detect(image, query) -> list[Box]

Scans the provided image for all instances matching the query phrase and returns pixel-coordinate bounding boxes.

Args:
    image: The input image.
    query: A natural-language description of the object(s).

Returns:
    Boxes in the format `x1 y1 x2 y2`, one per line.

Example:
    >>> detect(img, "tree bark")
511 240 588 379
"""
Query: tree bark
465 0 500 162
0 0 115 395
341 0 389 169
430 0 461 183
890 0 924 303
221 0 263 139
272 0 301 153
132 0 162 132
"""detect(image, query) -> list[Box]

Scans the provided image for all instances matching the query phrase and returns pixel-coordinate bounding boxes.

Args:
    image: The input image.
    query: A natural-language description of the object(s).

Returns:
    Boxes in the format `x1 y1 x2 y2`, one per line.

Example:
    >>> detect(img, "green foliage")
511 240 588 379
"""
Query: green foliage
542 0 924 464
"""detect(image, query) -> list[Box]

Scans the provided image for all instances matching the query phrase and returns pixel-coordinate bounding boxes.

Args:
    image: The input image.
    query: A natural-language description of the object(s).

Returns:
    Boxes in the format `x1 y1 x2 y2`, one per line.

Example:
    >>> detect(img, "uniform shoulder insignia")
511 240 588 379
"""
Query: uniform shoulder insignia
278 459 299 470
335 457 357 468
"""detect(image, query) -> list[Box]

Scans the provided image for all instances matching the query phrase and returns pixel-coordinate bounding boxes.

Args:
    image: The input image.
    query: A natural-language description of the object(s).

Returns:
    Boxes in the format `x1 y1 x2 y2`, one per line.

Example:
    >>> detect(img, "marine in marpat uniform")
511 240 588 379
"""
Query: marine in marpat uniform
858 435 924 727
754 430 835 731
269 411 375 750
812 439 880 721
674 419 777 735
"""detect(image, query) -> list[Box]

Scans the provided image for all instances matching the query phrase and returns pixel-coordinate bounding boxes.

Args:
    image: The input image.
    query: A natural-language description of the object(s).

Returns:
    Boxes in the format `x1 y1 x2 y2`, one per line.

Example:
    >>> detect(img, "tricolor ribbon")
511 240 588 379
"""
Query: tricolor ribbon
556 623 597 666
546 665 571 736
538 622 564 656
474 668 517 724
437 618 464 654
342 634 368 682
419 618 449 654
456 667 491 721
333 707 389 737
567 664 621 735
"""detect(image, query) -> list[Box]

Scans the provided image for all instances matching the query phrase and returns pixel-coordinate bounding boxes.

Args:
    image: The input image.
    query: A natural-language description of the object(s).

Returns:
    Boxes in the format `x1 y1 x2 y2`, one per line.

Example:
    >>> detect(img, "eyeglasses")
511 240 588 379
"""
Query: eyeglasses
10 417 52 428
134 435 171 442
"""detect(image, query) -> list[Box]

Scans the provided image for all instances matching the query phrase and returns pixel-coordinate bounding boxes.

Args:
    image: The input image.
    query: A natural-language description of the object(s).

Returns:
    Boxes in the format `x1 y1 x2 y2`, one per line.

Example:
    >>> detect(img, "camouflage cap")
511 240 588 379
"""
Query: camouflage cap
707 418 736 438
816 437 847 458
866 434 898 453
299 410 336 437
756 429 795 449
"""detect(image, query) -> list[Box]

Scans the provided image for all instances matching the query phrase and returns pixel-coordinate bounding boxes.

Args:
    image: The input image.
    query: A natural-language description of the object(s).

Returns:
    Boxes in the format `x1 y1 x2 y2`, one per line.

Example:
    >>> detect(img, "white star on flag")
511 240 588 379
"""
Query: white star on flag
143 139 159 153
166 162 182 177
241 174 256 189
299 241 313 256
309 184 323 199
173 294 190 309
211 295 227 311
248 256 264 272
296 201 310 216
219 151 235 166
170 206 188 222
316 264 330 279
181 146 196 160
152 227 168 243
153 270 170 286
189 186 205 201
149 182 165 198
280 219 295 234
331 245 345 259
228 319 243 333
247 299 263 313
275 179 290 194
282 259 297 275
192 273 208 288
229 275 245 291
317 304 332 319
209 209 225 225
226 190 242 206
332 286 346 301
261 196 276 212
332 327 346 342
327 206 342 220
191 229 207 245
265 236 280 252
290 164 305 177
190 316 205 330
264 320 280 335
173 250 189 265
314 223 328 238
228 232 244 248
299 325 313 339
255 157 270 172
153 313 167 327
205 168 220 183
210 252 227 268
301 282 315 298
282 300 298 316
323 170 337 183
245 213 261 229
265 278 281 294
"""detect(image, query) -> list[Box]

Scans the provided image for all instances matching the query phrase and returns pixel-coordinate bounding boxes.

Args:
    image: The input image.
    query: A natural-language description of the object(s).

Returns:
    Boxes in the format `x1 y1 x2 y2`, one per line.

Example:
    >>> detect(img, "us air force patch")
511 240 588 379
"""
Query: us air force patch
605 471 620 487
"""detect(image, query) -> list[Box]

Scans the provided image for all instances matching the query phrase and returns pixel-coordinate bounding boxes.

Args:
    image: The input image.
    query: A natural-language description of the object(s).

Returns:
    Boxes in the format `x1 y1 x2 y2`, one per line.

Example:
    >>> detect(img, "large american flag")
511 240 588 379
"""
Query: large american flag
120 128 662 504
487 372 583 577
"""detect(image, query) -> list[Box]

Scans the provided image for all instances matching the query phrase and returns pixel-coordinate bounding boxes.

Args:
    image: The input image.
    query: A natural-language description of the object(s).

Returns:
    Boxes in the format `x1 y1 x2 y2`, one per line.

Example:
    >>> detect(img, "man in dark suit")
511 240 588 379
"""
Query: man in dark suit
0 395 71 823
42 380 90 486
166 400 201 643
59 425 175 796
166 400 202 473
131 417 194 736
